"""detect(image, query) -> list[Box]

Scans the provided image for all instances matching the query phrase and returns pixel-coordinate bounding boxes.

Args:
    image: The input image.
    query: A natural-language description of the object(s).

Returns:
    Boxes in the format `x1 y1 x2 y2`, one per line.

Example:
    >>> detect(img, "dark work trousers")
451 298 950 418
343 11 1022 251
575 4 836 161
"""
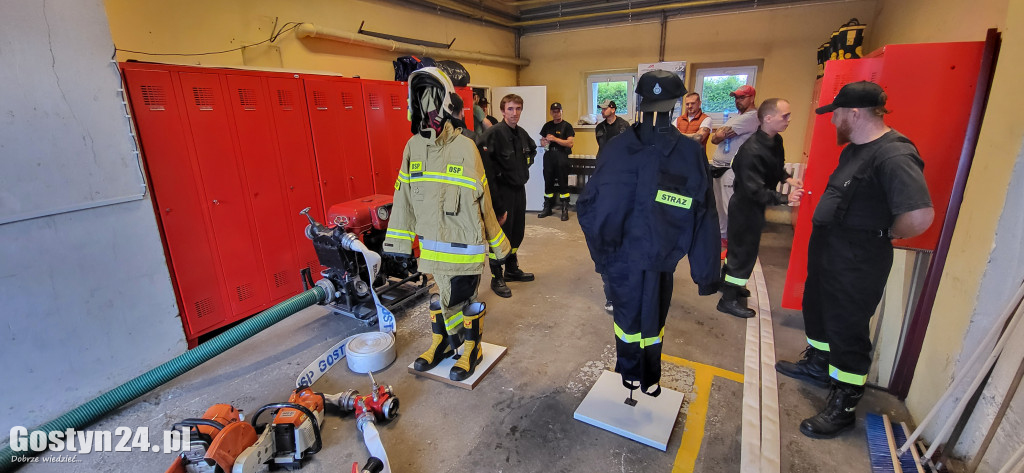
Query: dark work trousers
543 151 571 199
607 261 674 394
491 183 527 274
722 195 767 297
802 225 893 386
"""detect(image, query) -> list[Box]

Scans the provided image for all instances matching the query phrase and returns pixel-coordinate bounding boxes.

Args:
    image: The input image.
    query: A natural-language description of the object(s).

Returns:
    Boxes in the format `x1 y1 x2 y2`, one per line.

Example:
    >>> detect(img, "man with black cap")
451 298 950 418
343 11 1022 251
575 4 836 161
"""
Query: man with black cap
578 70 720 397
594 100 630 151
775 81 933 439
478 94 538 298
709 84 760 246
538 102 576 221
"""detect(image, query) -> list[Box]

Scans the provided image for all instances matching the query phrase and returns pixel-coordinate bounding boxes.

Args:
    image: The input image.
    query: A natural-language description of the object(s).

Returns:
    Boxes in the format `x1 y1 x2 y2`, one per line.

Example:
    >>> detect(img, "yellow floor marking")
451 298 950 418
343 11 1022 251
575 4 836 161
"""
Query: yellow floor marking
662 354 743 473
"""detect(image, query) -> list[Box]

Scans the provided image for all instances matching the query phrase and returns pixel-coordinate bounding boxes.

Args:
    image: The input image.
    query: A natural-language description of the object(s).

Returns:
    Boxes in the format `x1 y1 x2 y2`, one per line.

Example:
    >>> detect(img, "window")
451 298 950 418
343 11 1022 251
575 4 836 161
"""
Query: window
586 72 636 122
693 65 758 127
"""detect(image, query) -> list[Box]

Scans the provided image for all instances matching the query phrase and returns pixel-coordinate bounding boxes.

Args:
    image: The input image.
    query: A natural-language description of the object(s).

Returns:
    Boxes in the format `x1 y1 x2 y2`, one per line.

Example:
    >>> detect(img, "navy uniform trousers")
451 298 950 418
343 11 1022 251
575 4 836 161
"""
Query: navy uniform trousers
606 260 674 394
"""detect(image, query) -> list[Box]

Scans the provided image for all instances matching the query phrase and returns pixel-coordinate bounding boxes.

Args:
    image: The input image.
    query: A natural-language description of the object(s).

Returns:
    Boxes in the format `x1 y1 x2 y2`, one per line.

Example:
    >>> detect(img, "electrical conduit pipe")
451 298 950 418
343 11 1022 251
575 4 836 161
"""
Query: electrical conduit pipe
0 286 327 472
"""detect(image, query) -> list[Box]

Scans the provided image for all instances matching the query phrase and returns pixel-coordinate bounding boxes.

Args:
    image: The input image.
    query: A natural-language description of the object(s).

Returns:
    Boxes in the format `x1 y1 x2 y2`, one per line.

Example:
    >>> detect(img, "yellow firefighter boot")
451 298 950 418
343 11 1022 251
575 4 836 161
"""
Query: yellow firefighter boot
413 298 455 371
450 302 485 381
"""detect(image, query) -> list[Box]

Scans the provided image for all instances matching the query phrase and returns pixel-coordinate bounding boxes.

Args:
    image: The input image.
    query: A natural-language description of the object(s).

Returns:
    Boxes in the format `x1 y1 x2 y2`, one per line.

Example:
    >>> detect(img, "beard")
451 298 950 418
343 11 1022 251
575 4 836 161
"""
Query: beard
835 120 852 145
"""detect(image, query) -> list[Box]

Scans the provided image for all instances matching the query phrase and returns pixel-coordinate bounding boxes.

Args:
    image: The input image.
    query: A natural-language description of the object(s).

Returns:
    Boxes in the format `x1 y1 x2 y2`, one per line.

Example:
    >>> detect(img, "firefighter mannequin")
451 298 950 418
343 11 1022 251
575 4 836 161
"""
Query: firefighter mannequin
382 68 511 381
578 70 720 395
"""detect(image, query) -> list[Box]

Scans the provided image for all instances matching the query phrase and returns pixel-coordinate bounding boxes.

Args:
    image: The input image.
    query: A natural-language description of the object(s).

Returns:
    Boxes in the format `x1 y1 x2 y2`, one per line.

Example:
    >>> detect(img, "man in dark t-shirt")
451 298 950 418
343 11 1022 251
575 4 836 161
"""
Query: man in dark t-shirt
595 100 630 151
775 81 933 439
538 102 576 221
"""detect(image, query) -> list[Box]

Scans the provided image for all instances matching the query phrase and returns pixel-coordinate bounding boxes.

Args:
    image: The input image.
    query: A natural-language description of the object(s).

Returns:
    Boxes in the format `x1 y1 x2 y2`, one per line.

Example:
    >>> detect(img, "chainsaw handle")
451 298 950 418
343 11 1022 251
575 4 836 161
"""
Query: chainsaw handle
172 418 226 433
249 402 323 455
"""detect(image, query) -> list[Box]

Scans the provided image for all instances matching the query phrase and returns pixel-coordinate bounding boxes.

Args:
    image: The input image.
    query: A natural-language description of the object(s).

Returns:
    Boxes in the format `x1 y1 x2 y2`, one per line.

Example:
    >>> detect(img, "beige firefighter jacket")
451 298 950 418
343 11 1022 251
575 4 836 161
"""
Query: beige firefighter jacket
383 122 511 276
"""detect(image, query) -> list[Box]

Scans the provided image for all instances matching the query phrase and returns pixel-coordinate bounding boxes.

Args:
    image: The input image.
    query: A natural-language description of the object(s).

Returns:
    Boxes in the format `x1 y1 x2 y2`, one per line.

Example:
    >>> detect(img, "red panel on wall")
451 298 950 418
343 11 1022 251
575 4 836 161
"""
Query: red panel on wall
782 42 985 310
457 86 474 132
363 80 412 195
304 77 372 208
123 67 229 335
177 72 269 317
266 76 326 279
225 74 299 303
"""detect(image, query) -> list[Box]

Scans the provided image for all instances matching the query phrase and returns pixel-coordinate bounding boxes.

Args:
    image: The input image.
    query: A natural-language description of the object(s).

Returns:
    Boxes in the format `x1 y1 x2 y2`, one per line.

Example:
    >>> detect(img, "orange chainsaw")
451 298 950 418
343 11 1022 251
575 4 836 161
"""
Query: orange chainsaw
232 387 325 472
165 404 258 473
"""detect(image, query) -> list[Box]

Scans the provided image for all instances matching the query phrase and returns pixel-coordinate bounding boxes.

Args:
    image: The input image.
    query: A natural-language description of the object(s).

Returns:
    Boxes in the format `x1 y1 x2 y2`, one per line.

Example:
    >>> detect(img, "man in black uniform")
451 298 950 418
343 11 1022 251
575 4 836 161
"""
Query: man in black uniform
718 98 804 318
775 81 933 438
594 100 630 151
478 94 538 298
448 93 476 141
538 102 576 221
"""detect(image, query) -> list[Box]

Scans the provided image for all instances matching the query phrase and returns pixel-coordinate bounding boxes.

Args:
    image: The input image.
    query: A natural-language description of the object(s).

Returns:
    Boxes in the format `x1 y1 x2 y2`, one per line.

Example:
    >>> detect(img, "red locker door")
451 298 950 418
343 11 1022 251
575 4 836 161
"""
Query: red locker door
456 86 474 132
363 80 412 195
177 72 269 317
304 77 373 208
123 67 229 336
266 76 326 280
224 74 299 303
781 58 883 309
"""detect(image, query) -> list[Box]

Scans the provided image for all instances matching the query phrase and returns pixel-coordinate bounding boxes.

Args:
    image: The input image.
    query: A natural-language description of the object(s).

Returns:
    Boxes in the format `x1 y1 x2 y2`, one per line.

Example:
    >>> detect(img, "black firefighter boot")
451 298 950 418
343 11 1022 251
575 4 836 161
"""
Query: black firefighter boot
490 261 512 298
413 298 456 371
799 381 864 439
450 302 485 381
538 197 554 218
560 198 570 221
503 253 535 282
717 285 755 318
775 346 830 388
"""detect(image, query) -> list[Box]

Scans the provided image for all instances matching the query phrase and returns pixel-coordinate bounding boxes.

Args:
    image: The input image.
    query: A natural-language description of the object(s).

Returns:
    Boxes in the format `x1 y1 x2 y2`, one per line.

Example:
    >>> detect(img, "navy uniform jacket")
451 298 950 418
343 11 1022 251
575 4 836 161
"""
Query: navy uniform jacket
577 125 720 294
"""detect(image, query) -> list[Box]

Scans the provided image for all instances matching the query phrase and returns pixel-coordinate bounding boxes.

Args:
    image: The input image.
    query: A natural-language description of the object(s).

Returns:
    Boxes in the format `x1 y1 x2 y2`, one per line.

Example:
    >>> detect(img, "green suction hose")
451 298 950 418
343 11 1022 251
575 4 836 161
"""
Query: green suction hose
0 286 326 472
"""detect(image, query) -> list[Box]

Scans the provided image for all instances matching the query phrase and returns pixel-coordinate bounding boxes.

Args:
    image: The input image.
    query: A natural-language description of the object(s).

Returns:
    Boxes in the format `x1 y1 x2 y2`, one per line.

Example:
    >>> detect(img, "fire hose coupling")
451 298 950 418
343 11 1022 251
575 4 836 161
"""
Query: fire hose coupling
300 206 332 240
339 231 362 252
315 278 337 305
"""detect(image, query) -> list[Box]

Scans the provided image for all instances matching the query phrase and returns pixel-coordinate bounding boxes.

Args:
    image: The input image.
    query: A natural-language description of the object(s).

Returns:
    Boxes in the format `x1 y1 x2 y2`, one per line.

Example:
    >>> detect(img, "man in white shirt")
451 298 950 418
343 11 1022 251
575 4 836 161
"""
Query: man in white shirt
709 85 760 244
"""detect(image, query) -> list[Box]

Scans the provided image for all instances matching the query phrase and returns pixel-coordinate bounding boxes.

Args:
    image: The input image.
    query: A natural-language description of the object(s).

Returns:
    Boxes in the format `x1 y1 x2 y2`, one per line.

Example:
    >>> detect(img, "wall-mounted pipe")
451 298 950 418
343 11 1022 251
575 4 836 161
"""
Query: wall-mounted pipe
295 23 530 67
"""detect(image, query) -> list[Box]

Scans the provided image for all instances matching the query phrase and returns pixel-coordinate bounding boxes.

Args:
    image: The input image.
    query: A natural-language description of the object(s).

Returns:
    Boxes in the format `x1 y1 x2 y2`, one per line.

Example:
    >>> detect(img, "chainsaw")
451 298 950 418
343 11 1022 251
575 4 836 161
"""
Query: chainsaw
232 387 325 472
165 404 257 473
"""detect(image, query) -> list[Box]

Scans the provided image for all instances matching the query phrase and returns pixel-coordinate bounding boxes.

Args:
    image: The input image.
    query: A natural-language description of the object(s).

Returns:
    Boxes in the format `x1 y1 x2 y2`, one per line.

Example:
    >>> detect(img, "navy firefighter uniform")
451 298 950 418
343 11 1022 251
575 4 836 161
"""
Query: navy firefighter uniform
577 123 721 395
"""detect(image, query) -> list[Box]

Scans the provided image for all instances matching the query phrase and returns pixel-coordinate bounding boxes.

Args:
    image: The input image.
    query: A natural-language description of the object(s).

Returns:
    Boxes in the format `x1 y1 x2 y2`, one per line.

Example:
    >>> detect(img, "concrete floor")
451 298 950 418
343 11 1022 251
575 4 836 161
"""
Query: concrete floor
21 218 916 472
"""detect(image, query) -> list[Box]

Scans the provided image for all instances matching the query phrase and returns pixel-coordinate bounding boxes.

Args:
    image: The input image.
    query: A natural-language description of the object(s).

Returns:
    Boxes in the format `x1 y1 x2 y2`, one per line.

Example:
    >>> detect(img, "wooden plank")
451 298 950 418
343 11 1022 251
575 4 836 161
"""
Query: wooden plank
406 342 506 390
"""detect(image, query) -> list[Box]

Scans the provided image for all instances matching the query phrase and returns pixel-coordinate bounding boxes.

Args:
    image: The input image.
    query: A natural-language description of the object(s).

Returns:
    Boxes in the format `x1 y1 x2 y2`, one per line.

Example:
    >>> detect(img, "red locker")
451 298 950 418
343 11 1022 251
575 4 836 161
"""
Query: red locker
303 77 373 208
362 80 412 195
457 87 474 132
265 76 326 280
123 68 230 335
224 74 300 303
176 72 270 317
782 42 985 309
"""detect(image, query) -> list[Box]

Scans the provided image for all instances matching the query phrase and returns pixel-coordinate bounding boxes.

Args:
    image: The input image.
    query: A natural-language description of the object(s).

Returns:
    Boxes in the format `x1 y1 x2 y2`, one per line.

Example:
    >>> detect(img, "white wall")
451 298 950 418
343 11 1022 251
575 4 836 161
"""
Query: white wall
0 0 185 441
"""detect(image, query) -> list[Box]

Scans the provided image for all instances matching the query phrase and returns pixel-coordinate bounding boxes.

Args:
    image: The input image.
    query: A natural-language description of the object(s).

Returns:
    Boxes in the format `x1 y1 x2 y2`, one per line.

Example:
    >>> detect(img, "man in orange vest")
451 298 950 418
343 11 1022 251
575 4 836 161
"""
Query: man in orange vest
674 92 712 148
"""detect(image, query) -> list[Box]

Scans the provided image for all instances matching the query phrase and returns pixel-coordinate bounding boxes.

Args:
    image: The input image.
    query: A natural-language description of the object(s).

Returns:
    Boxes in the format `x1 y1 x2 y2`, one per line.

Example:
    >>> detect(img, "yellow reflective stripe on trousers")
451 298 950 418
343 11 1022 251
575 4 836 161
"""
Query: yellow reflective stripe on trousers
488 231 507 249
544 193 554 198
613 323 665 348
807 337 830 352
724 274 748 286
829 365 867 386
559 193 570 198
386 229 416 241
445 311 464 331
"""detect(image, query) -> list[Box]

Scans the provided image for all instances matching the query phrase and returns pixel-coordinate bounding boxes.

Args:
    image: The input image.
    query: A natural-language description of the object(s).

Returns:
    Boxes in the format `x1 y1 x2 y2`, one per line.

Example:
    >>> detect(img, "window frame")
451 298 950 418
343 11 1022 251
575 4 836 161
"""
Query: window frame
585 71 636 122
692 64 759 128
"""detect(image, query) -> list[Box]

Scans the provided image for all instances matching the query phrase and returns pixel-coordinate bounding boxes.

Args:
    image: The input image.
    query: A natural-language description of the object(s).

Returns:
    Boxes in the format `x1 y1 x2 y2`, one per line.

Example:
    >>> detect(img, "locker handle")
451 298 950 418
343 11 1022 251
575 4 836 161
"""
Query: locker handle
213 200 220 205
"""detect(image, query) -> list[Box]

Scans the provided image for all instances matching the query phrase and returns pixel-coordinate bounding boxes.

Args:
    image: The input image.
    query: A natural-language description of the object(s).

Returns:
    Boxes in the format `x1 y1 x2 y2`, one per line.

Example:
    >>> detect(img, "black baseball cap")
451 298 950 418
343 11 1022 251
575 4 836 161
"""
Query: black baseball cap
636 70 686 112
550 102 563 110
816 81 886 114
598 100 616 109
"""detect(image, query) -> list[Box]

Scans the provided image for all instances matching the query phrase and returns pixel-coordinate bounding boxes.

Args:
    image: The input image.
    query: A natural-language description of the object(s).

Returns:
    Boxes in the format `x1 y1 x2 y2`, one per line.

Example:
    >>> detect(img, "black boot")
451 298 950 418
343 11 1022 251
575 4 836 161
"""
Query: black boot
490 261 511 298
560 198 570 221
538 197 554 218
503 253 534 282
775 346 830 388
799 382 864 439
413 298 455 371
450 303 485 381
716 285 755 318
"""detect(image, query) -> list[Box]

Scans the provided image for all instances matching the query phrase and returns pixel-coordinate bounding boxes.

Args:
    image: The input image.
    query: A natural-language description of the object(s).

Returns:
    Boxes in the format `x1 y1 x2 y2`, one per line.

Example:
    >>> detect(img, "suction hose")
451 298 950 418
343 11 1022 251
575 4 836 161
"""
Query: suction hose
0 286 326 472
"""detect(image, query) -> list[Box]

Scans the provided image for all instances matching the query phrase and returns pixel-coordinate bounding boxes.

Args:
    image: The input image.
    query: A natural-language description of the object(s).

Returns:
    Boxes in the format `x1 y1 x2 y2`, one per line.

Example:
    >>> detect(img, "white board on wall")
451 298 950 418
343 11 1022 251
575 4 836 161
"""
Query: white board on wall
0 0 145 225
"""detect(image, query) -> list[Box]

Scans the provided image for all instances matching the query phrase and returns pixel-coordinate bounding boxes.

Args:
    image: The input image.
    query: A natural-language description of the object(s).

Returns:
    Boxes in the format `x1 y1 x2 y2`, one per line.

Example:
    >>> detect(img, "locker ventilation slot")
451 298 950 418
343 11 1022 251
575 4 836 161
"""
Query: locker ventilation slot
369 93 382 110
277 89 294 110
313 91 328 110
193 297 215 318
273 271 289 288
193 87 215 110
236 283 254 302
141 85 166 111
238 88 257 110
342 92 354 110
390 94 403 110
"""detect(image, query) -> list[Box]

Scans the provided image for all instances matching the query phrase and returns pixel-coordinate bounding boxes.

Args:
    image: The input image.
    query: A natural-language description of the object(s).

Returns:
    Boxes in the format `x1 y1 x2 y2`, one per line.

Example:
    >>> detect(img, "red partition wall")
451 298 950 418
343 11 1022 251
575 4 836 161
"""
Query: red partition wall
123 68 231 337
303 77 373 210
782 41 986 309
